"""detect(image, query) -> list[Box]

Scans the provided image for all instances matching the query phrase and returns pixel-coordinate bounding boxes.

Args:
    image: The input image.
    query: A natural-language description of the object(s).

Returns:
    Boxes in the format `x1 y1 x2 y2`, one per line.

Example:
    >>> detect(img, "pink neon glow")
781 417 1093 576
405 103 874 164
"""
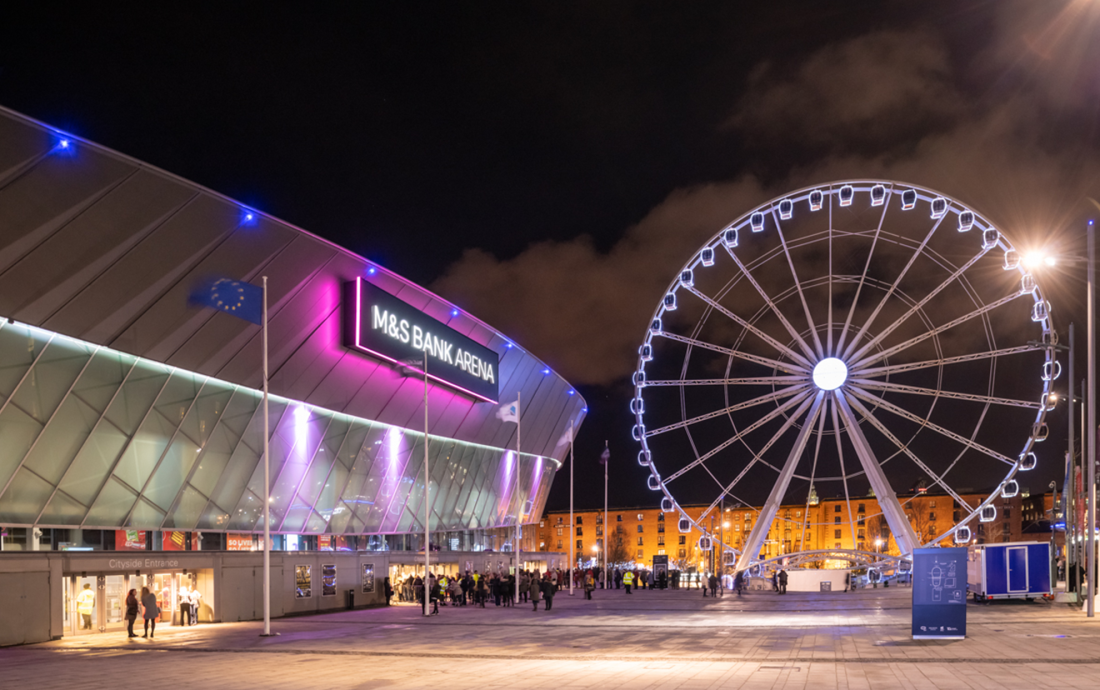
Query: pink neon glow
349 278 498 403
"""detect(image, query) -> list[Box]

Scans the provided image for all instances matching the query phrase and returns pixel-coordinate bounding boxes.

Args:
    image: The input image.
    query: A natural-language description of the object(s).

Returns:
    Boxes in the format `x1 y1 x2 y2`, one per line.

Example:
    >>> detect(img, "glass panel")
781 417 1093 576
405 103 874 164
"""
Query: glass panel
218 389 259 438
71 350 131 414
176 384 233 447
10 338 93 423
59 423 128 505
0 402 43 492
84 476 139 527
227 489 263 531
304 510 328 534
315 459 348 528
0 468 55 523
268 408 327 528
23 393 100 485
128 497 165 529
152 372 199 429
198 500 231 531
143 430 200 510
39 489 87 525
189 423 240 498
102 366 169 436
0 323 49 401
112 408 176 491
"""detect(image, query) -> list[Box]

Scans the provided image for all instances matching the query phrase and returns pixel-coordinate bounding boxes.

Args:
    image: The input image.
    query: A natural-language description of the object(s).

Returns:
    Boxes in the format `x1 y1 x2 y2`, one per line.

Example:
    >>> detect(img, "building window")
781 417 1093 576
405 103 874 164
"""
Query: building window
835 542 841 548
658 524 665 533
637 537 644 546
658 549 666 556
556 540 562 549
658 513 665 522
796 511 801 518
637 524 644 533
835 529 842 539
576 527 583 536
658 535 665 545
857 503 865 513
857 541 865 551
637 549 644 559
577 516 583 525
556 528 563 536
678 535 686 545
930 501 936 508
928 512 936 521
834 516 841 524
857 529 865 539
857 516 865 525
539 521 544 528
557 517 563 524
617 515 622 522
576 540 582 550
678 549 687 558
734 524 740 532
596 516 603 525
638 514 644 521
835 505 842 513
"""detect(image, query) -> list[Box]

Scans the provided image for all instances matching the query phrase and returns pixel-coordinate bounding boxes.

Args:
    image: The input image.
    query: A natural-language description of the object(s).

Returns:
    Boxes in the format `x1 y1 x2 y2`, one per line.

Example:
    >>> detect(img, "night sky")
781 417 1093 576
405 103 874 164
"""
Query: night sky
2 2 1098 514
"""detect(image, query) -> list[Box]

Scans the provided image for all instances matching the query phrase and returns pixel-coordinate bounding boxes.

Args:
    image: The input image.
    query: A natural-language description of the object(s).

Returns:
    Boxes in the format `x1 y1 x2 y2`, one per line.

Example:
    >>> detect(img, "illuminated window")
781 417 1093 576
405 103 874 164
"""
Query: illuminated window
637 549 644 559
658 535 665 545
556 528 563 536
637 524 644 533
637 537 644 546
638 514 644 521
576 540 582 550
678 549 687 558
857 504 865 513
679 536 686 545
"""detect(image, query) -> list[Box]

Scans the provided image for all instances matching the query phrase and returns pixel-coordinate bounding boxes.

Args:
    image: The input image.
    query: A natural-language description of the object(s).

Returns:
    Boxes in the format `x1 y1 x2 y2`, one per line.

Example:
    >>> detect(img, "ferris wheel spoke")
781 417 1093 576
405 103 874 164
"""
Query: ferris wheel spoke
840 214 947 361
832 391 921 555
685 286 814 369
655 331 808 375
847 378 1042 410
847 249 990 365
645 384 811 437
644 375 808 387
849 291 1022 372
735 391 826 571
827 396 861 550
663 390 813 485
853 344 1044 378
722 245 818 362
772 213 824 358
844 393 973 510
835 189 892 355
846 385 1016 466
799 399 829 552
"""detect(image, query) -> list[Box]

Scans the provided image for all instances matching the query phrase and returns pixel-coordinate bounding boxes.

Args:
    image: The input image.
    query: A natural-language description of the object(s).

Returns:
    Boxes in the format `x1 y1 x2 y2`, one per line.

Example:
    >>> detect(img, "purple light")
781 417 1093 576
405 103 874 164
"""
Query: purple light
367 267 376 275
582 407 588 413
542 368 550 375
450 308 459 317
505 342 513 349
568 389 575 396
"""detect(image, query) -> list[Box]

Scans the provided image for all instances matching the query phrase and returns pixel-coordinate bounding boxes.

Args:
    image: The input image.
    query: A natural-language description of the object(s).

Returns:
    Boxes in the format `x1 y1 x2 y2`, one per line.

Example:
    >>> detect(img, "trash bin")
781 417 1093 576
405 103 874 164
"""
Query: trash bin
346 589 355 610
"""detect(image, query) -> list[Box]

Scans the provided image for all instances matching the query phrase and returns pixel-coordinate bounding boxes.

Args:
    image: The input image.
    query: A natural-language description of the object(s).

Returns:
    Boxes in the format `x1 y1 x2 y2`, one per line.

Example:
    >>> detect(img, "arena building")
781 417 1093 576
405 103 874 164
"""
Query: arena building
0 106 582 643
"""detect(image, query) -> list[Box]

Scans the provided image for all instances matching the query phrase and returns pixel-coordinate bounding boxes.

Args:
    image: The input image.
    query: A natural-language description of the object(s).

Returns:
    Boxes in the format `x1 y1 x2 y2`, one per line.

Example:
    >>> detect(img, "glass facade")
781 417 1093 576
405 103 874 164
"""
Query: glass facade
0 321 556 535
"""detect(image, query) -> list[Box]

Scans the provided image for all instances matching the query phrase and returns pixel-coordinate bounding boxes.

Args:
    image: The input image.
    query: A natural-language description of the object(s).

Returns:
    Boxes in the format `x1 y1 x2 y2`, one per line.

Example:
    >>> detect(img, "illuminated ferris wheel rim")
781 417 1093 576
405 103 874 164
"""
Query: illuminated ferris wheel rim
631 179 1059 565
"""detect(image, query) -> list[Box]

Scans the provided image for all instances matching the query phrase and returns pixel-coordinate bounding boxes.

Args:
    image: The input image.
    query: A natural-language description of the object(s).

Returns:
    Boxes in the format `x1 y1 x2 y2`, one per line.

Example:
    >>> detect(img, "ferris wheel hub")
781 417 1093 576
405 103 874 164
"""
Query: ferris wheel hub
812 357 848 391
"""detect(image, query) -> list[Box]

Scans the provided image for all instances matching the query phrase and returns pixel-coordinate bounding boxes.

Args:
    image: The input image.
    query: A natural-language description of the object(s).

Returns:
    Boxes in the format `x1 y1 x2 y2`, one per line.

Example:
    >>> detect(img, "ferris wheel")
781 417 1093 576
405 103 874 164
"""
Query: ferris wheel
632 180 1058 570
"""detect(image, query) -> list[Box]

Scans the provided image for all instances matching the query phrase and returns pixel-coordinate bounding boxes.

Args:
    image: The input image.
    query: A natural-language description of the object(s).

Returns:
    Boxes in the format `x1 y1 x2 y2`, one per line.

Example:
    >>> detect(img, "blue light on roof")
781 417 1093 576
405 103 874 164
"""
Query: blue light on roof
542 368 550 375
568 390 575 396
582 407 588 413
505 342 513 349
59 139 70 149
367 267 377 275
450 308 459 317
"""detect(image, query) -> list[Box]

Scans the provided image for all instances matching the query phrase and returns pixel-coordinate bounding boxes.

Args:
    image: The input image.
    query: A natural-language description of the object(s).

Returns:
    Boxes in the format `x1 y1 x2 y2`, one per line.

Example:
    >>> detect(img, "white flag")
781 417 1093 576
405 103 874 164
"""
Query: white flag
496 398 520 424
555 424 574 449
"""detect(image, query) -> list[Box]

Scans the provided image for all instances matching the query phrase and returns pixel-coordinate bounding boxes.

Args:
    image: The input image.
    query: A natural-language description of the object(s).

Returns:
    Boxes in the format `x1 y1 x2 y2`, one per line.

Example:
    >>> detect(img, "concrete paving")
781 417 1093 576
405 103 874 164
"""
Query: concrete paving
4 585 1100 689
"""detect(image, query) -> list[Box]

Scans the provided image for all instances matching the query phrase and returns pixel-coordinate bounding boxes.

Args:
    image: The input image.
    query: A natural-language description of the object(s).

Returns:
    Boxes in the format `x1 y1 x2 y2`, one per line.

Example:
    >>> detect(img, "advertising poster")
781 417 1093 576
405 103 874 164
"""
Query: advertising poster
227 533 254 551
912 547 967 639
362 564 375 593
115 530 146 550
295 565 312 598
322 564 337 596
318 535 333 551
162 531 187 551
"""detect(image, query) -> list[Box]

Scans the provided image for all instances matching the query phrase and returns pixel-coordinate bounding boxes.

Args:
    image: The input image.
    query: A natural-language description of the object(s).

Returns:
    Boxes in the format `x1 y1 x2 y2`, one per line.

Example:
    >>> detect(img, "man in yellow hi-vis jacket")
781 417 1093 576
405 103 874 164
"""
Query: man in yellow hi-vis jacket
76 583 95 629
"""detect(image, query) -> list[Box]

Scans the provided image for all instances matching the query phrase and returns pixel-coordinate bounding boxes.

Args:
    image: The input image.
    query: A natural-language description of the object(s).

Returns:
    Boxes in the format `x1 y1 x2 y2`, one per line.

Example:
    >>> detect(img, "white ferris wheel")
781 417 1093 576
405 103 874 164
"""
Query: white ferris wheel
632 180 1058 570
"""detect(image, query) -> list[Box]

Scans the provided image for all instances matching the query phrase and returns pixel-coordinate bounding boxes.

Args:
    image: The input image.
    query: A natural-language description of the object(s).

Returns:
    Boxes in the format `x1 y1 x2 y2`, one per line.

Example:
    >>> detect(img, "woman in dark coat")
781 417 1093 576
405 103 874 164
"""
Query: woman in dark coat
125 589 139 638
140 586 159 638
528 572 542 611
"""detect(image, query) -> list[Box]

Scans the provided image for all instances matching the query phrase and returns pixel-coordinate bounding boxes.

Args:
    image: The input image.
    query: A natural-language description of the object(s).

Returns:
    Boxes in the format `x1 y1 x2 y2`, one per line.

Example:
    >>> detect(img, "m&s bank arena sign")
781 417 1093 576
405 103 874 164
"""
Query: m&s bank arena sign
343 278 499 402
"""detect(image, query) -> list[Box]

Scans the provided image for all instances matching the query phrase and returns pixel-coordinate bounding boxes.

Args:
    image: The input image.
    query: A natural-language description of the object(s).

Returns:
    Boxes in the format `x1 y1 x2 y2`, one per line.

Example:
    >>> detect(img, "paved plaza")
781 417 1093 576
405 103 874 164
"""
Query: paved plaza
4 586 1100 689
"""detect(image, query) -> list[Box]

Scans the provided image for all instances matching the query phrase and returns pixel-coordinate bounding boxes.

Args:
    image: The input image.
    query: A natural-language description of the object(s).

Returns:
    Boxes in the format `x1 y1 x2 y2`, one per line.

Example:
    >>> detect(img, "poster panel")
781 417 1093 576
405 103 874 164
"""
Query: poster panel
296 565 312 598
362 564 375 594
912 547 967 639
322 564 337 596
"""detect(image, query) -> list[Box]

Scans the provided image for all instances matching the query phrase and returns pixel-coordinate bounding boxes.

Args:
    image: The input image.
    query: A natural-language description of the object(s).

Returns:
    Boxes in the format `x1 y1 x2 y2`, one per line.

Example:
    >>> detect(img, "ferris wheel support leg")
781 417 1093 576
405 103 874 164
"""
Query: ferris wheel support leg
735 391 826 573
834 392 920 556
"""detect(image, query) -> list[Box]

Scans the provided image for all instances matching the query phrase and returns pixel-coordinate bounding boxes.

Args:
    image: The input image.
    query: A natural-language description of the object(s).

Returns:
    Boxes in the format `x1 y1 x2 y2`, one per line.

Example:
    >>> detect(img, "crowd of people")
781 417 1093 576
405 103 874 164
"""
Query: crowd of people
390 566 675 613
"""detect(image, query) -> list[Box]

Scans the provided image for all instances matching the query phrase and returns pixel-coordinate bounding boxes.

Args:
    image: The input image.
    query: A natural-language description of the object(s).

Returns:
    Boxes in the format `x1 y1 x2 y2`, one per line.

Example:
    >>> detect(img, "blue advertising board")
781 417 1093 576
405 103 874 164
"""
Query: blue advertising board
912 547 967 639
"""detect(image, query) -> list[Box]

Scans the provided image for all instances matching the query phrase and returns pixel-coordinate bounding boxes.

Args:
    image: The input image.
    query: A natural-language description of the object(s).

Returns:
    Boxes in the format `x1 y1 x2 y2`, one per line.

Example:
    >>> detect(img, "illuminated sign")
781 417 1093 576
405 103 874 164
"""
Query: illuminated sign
344 278 499 402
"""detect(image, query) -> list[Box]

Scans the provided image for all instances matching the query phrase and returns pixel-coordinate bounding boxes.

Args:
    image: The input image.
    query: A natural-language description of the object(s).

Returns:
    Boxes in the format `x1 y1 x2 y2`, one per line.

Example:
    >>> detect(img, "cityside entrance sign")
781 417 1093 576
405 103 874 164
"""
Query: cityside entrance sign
343 278 499 402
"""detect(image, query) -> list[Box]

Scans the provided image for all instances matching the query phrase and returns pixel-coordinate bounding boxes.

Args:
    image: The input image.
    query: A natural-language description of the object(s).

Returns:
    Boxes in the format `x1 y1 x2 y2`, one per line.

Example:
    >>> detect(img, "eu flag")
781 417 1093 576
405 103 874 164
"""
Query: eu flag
191 277 263 325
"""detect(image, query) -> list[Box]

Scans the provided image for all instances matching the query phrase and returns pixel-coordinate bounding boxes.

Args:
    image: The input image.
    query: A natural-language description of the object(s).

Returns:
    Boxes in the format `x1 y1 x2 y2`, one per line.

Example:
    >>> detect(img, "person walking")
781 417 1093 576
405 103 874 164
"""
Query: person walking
141 586 159 638
622 569 635 594
772 570 779 592
778 569 788 595
528 571 542 611
584 572 595 599
476 574 488 608
124 589 139 638
734 570 744 597
76 583 95 630
540 576 557 611
179 585 192 627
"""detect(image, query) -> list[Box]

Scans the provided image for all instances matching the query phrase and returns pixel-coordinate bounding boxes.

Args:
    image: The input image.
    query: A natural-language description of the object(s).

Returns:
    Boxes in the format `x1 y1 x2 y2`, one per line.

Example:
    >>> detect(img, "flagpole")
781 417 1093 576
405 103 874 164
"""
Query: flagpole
423 350 431 617
515 391 522 604
569 419 574 596
261 276 273 637
603 440 609 591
